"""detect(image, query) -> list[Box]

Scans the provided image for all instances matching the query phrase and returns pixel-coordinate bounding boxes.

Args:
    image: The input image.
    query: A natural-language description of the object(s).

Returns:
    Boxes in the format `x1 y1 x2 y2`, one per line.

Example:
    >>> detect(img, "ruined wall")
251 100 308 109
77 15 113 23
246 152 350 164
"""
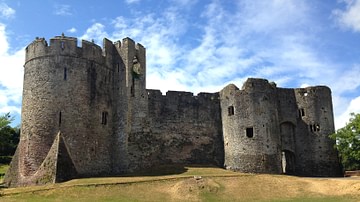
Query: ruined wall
127 90 224 170
220 79 282 174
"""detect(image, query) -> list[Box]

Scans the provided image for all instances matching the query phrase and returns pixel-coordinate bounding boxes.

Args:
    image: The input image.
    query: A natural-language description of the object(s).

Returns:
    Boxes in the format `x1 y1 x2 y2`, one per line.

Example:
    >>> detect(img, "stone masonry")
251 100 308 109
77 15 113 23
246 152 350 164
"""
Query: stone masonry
4 35 342 187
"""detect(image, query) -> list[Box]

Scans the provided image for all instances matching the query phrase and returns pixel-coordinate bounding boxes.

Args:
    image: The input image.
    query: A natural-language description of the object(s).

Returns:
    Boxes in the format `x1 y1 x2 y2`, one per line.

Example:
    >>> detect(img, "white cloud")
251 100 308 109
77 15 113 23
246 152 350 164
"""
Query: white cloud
0 23 24 116
125 0 140 4
0 3 15 19
333 0 360 32
67 27 77 33
335 96 360 129
74 0 358 128
80 23 108 45
54 4 73 16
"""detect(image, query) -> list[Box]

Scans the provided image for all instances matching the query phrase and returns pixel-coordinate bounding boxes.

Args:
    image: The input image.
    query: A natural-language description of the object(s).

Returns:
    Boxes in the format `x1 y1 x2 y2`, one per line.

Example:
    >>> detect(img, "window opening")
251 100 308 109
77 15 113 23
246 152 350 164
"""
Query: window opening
64 67 67 80
228 106 234 116
117 63 120 72
61 41 64 50
101 111 108 125
310 124 320 132
59 111 62 126
131 77 135 97
246 127 254 138
298 108 305 117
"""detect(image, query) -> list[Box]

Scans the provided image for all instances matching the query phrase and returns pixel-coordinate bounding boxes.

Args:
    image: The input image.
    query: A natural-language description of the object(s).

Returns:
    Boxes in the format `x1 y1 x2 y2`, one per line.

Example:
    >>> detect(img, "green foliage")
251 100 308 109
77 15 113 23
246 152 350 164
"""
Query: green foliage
330 113 360 171
0 113 19 160
0 113 13 130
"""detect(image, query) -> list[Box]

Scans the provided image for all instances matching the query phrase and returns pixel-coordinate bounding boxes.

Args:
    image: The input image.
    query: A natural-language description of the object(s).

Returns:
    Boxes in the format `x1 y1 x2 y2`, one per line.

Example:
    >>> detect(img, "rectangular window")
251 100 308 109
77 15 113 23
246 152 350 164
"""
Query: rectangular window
228 106 234 116
310 124 320 132
246 127 254 138
59 111 62 126
64 67 67 80
298 108 305 117
101 111 108 125
61 41 65 50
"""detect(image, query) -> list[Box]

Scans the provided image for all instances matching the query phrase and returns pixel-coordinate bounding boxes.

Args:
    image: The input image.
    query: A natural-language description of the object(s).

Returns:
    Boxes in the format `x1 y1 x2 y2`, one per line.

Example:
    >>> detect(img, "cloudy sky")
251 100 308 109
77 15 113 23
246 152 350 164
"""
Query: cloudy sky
0 0 359 129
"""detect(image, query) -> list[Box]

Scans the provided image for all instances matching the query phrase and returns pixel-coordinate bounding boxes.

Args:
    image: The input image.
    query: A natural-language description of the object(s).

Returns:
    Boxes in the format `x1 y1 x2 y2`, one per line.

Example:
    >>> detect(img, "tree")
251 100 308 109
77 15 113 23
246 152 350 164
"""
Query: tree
0 112 13 129
330 113 360 171
0 113 19 163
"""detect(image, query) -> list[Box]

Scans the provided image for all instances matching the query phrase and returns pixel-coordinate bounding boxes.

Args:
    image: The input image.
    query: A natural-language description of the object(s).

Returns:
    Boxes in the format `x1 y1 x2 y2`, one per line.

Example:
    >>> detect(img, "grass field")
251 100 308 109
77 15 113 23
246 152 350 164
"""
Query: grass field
0 165 359 201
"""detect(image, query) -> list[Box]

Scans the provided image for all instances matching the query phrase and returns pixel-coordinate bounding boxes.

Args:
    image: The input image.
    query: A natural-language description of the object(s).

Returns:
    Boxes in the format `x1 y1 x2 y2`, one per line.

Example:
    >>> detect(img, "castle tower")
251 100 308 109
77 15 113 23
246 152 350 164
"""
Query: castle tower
111 38 148 172
293 86 341 176
4 35 146 186
220 79 282 174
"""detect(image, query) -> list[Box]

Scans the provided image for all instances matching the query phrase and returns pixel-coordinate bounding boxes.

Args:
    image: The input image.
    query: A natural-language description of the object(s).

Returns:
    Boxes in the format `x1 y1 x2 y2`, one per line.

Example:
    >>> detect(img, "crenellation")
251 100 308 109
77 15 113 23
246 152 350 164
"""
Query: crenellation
4 35 342 188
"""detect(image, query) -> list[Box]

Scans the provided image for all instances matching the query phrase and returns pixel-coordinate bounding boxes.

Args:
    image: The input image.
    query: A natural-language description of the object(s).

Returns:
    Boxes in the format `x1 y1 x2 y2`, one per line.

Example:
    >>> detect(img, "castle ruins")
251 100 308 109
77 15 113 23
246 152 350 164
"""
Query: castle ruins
4 35 341 187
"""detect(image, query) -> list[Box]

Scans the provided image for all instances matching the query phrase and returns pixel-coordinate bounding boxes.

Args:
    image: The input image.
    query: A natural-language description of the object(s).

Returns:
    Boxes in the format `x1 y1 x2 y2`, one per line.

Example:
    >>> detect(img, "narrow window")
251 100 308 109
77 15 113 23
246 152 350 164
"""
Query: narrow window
131 77 135 97
246 127 254 138
298 108 305 117
101 111 108 125
61 41 65 50
228 106 234 116
310 124 320 132
64 67 67 80
117 63 120 72
59 111 62 126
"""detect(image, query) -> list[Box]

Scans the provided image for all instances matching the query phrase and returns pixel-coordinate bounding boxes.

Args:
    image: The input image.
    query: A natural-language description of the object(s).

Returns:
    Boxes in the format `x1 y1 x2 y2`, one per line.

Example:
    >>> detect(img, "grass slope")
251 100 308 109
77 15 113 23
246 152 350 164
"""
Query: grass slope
1 165 359 202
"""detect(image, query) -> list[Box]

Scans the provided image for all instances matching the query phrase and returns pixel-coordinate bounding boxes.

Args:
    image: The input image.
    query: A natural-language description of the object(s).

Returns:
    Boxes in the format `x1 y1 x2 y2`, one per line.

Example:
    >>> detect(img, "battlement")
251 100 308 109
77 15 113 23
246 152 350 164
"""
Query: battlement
24 35 145 67
147 89 219 102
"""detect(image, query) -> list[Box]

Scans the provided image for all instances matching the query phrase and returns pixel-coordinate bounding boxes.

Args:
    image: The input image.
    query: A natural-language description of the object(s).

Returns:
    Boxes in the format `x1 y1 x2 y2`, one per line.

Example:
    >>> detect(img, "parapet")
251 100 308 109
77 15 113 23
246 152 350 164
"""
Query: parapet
24 34 145 67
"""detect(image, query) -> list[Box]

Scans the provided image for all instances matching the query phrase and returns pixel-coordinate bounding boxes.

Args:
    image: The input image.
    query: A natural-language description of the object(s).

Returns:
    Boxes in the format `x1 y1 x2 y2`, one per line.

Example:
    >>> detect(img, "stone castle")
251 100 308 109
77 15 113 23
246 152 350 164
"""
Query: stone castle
5 35 341 187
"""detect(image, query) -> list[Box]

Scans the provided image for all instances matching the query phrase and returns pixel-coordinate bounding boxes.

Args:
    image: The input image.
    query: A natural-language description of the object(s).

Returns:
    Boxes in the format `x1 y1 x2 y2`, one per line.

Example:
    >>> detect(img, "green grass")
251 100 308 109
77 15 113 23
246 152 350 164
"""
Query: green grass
0 164 9 184
0 165 359 202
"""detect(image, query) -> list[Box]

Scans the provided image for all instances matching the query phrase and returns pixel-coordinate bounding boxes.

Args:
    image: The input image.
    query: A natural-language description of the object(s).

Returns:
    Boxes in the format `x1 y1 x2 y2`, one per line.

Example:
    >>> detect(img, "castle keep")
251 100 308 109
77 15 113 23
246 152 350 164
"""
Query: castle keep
5 35 341 187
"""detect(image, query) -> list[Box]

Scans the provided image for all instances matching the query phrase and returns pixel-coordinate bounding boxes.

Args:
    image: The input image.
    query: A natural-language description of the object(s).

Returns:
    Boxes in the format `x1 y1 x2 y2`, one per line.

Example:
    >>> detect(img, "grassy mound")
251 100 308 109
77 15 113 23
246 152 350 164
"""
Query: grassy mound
0 165 359 201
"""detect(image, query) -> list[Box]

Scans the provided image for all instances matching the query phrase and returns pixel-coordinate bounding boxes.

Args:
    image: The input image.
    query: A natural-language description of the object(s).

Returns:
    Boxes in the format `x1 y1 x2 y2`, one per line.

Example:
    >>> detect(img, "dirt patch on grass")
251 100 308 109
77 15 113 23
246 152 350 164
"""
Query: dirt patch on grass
167 177 221 201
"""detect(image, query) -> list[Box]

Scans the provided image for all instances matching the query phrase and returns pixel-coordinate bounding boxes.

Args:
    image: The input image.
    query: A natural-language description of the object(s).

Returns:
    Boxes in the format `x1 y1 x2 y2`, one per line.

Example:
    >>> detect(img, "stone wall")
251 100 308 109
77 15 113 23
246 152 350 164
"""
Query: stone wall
127 90 224 171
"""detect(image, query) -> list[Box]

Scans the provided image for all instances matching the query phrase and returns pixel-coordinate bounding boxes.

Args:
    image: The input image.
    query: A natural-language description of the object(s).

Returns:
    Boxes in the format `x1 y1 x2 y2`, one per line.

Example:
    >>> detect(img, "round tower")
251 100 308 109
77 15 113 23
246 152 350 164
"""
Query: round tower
220 79 282 174
19 35 118 178
294 86 341 176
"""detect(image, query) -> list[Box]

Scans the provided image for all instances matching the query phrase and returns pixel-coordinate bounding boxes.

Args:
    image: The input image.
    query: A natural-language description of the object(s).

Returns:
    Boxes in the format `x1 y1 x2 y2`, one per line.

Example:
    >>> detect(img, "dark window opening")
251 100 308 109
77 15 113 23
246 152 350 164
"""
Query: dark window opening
64 67 67 80
61 41 64 50
117 63 120 72
310 124 320 132
246 127 254 138
101 111 108 125
228 106 234 116
298 108 305 117
59 111 62 126
131 77 135 97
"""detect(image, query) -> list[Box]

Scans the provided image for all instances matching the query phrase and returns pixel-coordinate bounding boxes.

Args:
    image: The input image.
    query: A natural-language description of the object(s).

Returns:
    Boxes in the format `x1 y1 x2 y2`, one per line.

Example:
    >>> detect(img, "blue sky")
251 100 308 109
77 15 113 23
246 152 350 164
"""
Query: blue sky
0 0 360 129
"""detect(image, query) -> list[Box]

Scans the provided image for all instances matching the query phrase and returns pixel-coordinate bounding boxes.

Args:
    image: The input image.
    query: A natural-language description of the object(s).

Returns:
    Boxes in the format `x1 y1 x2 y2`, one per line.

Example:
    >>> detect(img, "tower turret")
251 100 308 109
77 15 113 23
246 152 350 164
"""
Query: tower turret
220 78 282 173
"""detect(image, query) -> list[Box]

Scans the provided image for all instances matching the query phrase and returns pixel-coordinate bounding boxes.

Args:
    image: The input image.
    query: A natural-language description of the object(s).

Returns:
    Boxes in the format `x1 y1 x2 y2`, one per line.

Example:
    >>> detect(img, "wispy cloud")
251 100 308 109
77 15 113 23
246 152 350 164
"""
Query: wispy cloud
0 23 24 115
125 0 140 4
54 4 73 16
0 3 15 19
80 23 108 44
333 0 360 32
48 0 360 129
67 27 77 33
